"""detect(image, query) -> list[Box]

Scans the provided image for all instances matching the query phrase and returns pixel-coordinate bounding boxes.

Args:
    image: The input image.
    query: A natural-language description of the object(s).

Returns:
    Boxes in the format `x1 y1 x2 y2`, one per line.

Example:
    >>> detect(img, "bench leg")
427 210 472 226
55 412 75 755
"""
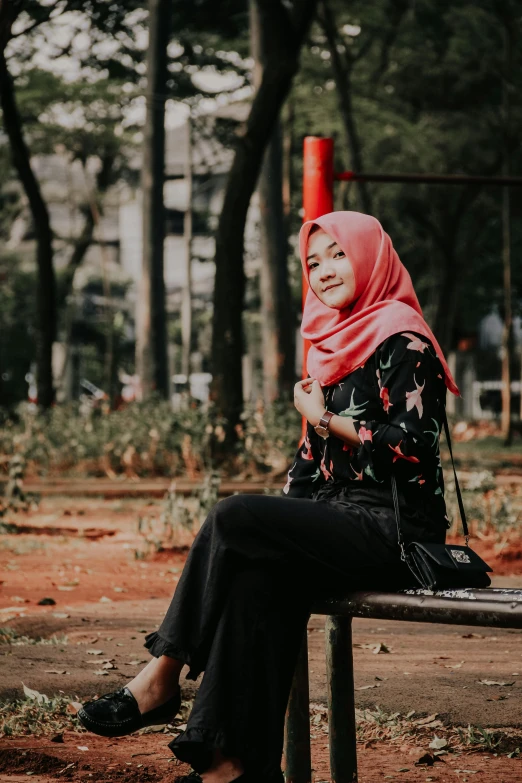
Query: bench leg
326 615 358 783
284 630 312 783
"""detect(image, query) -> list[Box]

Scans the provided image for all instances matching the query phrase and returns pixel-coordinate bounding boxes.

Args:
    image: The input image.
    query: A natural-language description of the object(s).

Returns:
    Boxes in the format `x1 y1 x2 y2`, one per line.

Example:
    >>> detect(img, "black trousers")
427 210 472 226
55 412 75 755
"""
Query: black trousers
144 488 444 778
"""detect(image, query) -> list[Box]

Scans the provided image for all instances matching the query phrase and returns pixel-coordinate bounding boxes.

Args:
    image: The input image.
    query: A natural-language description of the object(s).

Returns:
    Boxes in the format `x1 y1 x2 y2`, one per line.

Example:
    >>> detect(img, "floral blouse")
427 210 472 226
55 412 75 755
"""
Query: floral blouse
283 331 448 522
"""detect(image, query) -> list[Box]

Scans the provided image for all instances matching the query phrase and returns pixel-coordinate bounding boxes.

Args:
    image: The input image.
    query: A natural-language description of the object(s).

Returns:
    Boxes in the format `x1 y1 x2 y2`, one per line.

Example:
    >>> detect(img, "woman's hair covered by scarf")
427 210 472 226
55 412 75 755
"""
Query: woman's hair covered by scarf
299 210 460 396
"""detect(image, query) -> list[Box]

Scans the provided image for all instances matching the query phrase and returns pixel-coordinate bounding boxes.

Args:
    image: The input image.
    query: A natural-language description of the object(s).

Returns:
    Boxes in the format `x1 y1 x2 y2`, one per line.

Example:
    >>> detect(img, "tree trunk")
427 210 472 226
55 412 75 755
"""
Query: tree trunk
0 52 56 409
258 122 296 403
319 0 372 215
181 117 193 382
136 0 170 399
282 97 294 225
251 0 295 405
500 18 513 445
210 0 318 450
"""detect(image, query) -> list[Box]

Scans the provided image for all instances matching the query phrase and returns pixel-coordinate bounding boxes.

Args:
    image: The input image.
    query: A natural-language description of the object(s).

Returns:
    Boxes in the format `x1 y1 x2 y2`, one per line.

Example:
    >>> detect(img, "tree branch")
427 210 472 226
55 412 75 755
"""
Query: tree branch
0 0 21 55
319 0 372 213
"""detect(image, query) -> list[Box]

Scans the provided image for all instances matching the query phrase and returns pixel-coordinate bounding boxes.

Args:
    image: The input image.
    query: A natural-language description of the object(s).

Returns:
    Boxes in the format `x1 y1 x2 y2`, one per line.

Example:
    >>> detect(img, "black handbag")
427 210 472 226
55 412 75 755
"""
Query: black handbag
391 407 493 591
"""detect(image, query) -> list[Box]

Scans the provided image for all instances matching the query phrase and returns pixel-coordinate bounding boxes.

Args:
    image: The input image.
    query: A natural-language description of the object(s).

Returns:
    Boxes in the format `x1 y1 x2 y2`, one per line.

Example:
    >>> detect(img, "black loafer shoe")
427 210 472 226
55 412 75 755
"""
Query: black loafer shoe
77 685 181 738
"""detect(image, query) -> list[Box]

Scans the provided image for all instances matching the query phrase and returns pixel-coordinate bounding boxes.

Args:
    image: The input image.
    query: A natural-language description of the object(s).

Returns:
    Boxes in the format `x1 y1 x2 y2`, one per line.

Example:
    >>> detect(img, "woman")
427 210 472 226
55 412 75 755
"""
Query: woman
78 211 460 783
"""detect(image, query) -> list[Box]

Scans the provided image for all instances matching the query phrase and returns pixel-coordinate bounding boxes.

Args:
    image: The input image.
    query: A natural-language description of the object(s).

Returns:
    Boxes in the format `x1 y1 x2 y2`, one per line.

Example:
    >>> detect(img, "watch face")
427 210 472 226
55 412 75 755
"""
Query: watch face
315 426 329 439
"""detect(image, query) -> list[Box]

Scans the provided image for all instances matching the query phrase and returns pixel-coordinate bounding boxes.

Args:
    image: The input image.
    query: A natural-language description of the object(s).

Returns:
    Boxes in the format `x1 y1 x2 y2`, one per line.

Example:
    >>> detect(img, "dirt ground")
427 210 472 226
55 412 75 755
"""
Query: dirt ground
1 497 522 782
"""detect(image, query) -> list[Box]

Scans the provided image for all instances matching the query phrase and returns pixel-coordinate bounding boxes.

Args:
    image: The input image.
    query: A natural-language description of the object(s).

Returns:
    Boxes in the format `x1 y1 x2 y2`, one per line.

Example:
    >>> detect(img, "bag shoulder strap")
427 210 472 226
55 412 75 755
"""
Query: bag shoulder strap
441 405 469 542
391 403 469 553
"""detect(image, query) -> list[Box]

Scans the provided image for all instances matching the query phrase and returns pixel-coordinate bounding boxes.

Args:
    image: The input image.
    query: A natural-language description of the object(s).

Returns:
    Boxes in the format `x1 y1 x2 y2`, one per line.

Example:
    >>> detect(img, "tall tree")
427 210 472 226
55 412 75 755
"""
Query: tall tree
250 0 296 405
0 38 56 408
210 0 318 451
136 0 171 399
0 0 144 408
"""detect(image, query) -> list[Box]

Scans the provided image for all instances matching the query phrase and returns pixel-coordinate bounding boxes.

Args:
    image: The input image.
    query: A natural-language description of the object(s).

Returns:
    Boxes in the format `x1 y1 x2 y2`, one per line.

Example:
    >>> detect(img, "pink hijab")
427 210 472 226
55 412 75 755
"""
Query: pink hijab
299 211 460 396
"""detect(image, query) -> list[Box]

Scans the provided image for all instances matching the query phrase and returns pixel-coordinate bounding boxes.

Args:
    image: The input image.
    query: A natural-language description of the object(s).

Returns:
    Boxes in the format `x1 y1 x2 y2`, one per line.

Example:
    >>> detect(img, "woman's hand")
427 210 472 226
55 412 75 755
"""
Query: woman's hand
293 378 326 428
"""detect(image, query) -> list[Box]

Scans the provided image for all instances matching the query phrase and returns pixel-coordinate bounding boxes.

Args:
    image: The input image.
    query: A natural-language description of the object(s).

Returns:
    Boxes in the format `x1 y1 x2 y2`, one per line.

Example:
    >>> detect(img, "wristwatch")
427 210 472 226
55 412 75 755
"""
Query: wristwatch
314 410 335 439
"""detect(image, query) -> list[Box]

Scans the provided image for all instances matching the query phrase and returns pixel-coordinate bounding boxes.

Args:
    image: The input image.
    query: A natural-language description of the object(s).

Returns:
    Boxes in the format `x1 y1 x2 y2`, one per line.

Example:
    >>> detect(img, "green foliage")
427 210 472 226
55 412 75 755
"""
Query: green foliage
0 693 79 737
0 398 302 478
291 0 522 343
456 724 502 751
236 398 302 476
0 628 68 646
134 471 222 557
444 469 521 533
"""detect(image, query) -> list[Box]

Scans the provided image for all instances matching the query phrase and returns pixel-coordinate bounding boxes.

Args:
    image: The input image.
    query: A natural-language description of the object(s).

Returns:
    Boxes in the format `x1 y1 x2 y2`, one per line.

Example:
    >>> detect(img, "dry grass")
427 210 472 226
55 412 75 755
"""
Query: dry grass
2 693 520 759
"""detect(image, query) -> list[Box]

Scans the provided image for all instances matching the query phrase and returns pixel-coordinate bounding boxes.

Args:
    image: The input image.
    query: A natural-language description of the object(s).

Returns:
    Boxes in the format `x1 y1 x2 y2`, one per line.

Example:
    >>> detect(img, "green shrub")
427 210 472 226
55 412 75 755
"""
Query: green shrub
0 398 301 479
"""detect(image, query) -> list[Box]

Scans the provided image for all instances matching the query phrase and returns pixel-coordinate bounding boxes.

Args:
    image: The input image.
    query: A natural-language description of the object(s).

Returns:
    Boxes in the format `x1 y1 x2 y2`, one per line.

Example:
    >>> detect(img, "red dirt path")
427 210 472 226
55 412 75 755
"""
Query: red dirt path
1 497 522 782
1 731 521 783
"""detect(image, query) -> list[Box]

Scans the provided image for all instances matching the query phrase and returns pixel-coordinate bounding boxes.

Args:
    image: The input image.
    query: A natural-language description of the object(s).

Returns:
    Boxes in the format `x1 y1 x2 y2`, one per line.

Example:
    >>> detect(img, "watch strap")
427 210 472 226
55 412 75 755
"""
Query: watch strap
317 410 334 430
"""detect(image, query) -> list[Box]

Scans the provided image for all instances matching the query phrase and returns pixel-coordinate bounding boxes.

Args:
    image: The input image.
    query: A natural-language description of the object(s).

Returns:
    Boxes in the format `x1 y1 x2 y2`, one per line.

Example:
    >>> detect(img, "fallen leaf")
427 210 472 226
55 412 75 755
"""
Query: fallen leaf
87 649 104 655
478 680 515 687
429 737 448 750
445 661 465 669
52 613 70 619
44 669 67 675
77 746 89 752
138 724 167 733
22 683 49 704
102 662 116 670
373 642 391 654
125 660 147 665
414 714 438 726
57 586 74 591
93 670 109 676
355 684 380 690
67 702 82 714
99 596 113 603
397 769 410 773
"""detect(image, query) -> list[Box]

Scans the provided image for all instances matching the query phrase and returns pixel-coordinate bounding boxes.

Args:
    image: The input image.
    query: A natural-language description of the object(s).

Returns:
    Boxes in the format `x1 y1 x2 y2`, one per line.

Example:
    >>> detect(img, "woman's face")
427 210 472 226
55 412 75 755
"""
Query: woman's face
306 228 356 309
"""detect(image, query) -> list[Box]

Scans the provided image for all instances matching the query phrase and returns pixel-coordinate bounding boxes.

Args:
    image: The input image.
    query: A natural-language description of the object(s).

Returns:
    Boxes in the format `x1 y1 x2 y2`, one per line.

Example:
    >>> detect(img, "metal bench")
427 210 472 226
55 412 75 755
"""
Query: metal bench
283 587 522 783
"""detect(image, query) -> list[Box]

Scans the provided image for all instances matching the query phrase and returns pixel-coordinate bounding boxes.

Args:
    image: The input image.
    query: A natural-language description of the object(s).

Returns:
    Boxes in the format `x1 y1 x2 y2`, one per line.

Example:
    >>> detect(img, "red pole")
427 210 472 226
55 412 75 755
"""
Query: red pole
301 136 334 437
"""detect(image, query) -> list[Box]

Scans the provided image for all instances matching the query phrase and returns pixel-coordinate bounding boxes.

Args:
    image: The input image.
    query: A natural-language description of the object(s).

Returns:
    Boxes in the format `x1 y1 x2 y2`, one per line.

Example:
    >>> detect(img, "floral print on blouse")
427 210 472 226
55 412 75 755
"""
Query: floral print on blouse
283 331 448 520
